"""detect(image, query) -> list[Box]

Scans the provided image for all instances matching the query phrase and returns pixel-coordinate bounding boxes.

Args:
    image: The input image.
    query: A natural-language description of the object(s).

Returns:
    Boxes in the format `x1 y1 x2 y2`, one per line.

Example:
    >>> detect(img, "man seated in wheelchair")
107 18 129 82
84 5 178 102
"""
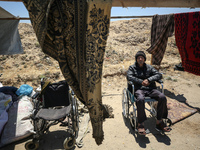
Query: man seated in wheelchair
127 51 171 135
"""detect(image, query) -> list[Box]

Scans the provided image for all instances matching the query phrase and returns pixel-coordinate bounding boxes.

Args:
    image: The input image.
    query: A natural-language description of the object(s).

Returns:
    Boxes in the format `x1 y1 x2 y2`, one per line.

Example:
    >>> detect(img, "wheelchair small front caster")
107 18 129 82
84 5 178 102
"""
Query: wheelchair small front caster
25 140 39 150
63 137 76 150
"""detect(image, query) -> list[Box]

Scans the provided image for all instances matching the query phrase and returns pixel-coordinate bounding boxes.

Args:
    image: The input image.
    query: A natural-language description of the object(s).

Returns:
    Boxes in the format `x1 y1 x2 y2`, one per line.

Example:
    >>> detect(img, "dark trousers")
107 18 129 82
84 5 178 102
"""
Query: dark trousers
135 89 168 124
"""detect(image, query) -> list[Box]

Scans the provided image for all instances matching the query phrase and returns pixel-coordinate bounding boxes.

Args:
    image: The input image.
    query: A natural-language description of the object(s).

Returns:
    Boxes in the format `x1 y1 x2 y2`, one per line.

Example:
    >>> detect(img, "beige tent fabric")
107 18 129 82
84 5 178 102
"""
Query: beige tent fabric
23 0 112 145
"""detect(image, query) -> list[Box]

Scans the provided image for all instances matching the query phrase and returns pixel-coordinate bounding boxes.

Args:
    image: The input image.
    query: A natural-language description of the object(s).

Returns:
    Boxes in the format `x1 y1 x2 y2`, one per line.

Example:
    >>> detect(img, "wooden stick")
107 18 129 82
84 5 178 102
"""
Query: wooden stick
0 16 154 20
150 55 153 65
0 17 29 20
0 0 199 7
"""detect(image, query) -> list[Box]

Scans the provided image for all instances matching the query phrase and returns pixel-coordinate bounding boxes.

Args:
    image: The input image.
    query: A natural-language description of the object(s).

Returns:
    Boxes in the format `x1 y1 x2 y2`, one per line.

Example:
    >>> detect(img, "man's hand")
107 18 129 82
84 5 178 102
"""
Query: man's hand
142 79 150 86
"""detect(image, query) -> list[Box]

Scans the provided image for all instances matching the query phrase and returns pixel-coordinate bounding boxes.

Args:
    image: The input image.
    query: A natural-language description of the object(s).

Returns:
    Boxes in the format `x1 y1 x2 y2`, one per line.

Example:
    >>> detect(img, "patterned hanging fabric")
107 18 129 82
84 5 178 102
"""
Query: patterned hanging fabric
146 14 174 66
175 11 200 75
22 0 112 145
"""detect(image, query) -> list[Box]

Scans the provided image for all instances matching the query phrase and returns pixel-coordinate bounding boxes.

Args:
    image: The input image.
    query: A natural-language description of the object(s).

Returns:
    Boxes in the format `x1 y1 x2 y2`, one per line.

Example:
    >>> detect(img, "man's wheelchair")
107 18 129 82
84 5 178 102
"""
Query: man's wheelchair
122 80 172 133
25 79 79 150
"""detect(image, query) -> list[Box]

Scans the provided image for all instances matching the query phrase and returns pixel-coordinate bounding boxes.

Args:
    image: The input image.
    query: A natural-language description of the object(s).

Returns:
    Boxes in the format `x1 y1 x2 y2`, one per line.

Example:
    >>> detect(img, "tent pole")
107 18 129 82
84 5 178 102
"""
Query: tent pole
0 18 30 20
0 16 154 20
0 0 199 7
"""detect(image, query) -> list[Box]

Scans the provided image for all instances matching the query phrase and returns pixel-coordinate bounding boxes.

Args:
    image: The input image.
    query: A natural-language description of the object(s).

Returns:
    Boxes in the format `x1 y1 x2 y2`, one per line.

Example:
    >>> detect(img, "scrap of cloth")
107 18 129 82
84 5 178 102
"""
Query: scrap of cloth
167 99 197 124
175 11 200 75
146 14 174 66
22 0 112 145
0 20 23 55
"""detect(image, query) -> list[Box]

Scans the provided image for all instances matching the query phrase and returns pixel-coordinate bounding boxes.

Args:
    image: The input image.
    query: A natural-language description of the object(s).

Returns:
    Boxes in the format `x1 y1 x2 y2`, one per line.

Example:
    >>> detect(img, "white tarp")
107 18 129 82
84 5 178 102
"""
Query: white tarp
0 95 34 147
0 6 23 55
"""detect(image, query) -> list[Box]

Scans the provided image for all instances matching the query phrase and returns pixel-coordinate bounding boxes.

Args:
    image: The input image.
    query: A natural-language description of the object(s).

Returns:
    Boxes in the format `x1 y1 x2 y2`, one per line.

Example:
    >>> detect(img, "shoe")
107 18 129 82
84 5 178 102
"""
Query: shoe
137 124 146 135
156 120 172 132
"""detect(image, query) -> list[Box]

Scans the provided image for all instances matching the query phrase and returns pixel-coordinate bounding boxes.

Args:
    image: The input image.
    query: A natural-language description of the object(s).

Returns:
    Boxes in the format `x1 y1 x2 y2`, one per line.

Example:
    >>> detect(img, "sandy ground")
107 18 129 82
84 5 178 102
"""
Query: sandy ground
1 72 200 150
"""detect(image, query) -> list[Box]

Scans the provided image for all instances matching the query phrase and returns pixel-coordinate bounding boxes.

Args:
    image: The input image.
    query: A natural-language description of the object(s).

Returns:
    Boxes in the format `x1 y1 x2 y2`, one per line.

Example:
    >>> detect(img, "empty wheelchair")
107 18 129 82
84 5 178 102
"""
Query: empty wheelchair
25 79 79 150
122 80 171 133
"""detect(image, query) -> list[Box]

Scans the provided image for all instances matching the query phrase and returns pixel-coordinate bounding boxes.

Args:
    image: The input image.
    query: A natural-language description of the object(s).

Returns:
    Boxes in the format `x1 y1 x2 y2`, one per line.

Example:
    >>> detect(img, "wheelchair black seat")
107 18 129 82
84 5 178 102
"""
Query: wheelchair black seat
42 80 70 108
35 106 71 120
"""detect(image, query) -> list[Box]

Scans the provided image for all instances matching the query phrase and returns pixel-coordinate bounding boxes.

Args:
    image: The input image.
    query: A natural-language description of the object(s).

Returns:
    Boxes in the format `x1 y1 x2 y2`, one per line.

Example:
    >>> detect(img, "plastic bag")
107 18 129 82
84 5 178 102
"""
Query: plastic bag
15 84 33 96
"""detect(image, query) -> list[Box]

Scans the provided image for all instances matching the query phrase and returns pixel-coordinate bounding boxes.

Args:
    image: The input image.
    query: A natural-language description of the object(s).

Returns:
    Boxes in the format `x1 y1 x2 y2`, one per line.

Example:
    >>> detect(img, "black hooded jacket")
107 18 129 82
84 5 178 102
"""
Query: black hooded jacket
127 62 162 90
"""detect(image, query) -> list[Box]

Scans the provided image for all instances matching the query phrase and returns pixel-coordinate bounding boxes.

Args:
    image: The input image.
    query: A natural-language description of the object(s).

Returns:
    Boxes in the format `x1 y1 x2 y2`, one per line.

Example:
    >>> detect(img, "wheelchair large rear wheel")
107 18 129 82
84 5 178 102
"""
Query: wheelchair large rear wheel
122 88 129 118
63 136 76 150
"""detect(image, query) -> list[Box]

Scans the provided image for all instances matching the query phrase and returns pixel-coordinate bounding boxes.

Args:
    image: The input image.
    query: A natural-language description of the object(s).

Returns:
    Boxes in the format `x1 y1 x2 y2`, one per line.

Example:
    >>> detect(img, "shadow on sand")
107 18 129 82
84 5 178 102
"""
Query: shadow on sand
164 89 200 113
122 113 171 148
0 130 76 150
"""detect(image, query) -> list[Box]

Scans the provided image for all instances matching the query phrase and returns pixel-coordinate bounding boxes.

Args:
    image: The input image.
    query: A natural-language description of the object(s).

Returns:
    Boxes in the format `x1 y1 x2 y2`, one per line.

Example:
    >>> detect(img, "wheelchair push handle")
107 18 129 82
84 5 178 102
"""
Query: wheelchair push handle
32 92 40 99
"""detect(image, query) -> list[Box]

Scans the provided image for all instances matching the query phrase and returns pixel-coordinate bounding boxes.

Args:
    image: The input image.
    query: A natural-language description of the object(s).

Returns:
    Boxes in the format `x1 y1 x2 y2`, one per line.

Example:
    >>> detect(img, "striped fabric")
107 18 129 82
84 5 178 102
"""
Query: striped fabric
147 14 174 66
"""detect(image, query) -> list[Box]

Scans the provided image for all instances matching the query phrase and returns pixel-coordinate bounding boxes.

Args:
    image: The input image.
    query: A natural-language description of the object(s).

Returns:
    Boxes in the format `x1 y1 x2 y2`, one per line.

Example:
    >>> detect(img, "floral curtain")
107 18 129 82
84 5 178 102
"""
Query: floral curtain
23 0 112 145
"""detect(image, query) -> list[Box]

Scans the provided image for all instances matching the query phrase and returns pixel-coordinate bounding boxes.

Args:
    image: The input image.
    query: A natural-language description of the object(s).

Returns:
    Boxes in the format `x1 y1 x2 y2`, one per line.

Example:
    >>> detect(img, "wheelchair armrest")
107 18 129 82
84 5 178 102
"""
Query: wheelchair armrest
128 80 164 94
129 80 163 85
32 92 40 99
128 79 164 94
156 79 163 84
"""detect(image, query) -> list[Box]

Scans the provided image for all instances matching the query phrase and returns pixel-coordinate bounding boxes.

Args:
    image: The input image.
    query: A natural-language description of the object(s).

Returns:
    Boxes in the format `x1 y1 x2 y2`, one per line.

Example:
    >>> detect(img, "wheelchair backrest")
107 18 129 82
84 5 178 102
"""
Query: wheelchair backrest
42 80 70 108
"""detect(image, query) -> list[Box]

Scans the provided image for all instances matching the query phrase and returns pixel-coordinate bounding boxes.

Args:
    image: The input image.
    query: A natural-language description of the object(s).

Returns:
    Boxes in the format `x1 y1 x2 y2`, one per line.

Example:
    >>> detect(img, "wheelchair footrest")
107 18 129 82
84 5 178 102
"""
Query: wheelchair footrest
35 105 71 120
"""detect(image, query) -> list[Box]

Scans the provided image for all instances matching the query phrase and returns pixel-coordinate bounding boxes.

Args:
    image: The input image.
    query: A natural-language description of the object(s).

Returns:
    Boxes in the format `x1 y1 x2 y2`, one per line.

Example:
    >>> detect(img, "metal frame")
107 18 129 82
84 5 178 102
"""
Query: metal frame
25 82 79 150
0 0 200 7
122 81 167 132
